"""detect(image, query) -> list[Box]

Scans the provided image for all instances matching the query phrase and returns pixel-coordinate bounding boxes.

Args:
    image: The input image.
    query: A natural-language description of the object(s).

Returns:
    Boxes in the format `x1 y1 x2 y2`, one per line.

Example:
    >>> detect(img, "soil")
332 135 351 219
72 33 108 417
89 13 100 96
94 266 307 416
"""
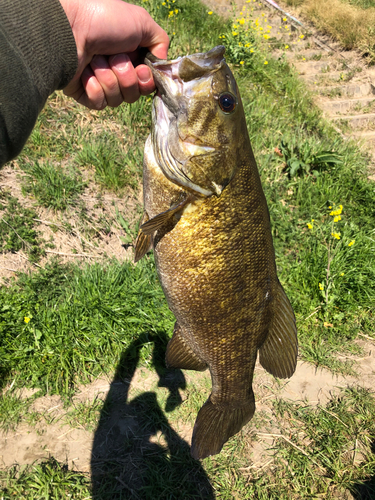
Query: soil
1 0 374 487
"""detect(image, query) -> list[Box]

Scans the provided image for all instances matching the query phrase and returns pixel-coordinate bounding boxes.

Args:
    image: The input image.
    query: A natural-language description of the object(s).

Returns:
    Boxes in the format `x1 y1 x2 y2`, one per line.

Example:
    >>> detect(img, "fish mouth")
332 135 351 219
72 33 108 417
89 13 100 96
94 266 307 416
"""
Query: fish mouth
146 46 226 196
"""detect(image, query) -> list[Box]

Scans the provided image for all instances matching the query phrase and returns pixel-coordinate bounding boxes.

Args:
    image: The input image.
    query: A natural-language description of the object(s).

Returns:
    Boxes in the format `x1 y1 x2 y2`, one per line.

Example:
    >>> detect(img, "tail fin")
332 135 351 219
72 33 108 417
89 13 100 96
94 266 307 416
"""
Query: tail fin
191 397 255 460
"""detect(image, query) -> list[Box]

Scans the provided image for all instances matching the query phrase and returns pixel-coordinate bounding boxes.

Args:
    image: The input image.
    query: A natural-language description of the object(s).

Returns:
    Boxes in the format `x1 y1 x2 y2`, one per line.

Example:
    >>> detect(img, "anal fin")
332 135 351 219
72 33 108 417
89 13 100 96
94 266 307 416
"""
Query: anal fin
166 322 207 371
259 282 298 379
134 212 153 263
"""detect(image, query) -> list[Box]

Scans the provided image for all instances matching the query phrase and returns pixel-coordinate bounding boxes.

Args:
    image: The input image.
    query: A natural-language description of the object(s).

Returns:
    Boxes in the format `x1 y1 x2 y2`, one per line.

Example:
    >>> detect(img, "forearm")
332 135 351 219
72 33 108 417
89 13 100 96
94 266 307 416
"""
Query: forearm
0 0 77 167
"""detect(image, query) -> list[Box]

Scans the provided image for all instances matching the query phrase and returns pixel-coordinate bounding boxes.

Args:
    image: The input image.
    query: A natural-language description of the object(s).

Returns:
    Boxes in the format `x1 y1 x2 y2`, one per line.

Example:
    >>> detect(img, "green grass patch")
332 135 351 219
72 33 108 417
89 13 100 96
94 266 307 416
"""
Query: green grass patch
20 161 86 211
0 458 91 499
0 258 174 395
0 191 46 262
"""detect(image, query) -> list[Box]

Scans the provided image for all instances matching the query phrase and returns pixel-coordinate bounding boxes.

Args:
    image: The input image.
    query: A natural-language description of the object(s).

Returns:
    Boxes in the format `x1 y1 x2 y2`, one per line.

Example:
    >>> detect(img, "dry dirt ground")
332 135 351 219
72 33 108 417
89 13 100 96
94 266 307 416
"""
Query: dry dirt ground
1 342 374 472
1 0 375 482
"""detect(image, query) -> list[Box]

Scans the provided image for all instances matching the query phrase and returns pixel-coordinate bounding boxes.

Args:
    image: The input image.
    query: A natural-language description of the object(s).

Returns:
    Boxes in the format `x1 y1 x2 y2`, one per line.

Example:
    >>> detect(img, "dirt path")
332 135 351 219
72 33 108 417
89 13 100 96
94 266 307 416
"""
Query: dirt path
1 341 374 472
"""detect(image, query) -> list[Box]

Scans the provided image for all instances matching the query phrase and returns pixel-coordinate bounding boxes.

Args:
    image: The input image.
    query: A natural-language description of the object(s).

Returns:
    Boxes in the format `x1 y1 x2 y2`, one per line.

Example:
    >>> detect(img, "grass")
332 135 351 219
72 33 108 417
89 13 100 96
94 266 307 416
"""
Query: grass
0 191 48 262
20 161 86 210
0 0 375 497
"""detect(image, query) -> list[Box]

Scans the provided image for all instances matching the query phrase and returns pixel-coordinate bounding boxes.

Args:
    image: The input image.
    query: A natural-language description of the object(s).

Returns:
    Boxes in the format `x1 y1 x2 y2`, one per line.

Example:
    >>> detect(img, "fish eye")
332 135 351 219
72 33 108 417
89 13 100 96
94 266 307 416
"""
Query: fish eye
218 93 237 113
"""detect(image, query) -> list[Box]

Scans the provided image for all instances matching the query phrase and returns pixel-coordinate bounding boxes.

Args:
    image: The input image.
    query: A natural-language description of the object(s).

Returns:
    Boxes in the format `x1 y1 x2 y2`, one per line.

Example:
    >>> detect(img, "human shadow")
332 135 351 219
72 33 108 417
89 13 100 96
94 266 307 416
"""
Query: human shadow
349 439 375 500
90 331 215 500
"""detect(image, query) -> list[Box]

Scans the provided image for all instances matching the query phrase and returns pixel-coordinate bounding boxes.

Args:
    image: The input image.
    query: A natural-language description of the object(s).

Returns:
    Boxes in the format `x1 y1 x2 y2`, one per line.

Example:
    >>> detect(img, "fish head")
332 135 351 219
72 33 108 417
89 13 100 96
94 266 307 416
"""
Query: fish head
146 46 248 197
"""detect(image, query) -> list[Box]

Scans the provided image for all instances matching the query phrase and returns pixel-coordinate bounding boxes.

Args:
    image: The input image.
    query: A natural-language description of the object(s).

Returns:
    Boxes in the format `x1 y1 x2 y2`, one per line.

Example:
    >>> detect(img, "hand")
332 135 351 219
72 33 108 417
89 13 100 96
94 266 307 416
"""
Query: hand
60 0 169 109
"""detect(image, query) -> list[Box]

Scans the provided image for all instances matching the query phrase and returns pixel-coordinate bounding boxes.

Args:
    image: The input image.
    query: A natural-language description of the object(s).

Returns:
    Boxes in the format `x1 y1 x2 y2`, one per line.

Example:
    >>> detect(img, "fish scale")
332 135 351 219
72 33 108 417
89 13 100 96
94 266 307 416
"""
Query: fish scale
135 46 298 460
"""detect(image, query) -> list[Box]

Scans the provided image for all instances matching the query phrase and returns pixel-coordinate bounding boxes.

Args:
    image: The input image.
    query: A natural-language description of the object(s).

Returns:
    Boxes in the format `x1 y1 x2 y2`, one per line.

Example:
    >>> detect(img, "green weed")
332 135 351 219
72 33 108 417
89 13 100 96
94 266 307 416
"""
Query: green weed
20 161 86 210
0 458 91 499
0 191 45 262
77 135 141 192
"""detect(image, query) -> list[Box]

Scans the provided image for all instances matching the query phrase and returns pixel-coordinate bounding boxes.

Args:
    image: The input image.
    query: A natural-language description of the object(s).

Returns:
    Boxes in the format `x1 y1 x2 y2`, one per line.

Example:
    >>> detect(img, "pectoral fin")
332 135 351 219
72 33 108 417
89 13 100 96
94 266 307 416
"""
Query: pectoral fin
140 196 192 235
259 283 298 379
166 322 207 371
134 212 153 263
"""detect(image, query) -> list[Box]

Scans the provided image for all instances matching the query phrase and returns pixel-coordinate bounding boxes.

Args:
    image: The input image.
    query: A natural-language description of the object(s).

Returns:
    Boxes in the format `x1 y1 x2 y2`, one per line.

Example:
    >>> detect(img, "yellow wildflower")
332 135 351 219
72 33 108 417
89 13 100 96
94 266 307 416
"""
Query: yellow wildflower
233 24 238 28
348 240 355 247
208 11 213 15
285 45 289 49
331 232 341 240
330 205 343 216
250 48 254 53
264 60 268 65
240 61 244 65
307 223 313 230
239 18 245 25
162 1 166 4
333 215 341 222
24 317 31 323
232 31 238 36
263 34 270 39
283 16 287 21
340 272 345 276
174 8 178 14
300 34 305 39
319 283 324 291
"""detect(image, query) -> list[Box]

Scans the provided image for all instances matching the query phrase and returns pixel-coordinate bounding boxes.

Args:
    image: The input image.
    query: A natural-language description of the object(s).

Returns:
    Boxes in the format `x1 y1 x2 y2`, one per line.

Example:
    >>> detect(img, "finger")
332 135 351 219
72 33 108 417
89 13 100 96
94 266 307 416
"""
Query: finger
79 66 107 110
109 54 140 104
136 64 155 96
136 7 170 59
90 55 123 107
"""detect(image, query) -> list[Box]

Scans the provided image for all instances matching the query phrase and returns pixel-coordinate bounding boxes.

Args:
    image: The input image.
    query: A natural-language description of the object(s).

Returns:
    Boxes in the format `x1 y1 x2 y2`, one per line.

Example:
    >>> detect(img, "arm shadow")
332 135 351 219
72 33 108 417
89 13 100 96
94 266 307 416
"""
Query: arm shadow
90 330 215 500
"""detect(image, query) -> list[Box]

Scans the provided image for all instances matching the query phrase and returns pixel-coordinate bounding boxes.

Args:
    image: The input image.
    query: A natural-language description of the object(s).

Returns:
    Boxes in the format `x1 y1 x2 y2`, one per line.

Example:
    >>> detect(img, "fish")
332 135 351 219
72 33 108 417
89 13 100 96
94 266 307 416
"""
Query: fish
134 46 298 460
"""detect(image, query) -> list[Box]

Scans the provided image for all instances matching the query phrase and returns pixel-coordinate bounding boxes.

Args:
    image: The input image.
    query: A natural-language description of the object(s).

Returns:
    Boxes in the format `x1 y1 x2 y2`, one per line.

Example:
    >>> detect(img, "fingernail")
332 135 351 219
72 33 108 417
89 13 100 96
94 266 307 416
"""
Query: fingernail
138 66 152 84
110 54 130 71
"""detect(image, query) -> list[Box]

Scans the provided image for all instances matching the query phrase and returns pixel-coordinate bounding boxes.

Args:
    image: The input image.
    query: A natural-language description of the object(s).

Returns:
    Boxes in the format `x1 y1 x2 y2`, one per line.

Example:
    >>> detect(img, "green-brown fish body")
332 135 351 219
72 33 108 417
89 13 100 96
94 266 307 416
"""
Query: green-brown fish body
135 46 297 460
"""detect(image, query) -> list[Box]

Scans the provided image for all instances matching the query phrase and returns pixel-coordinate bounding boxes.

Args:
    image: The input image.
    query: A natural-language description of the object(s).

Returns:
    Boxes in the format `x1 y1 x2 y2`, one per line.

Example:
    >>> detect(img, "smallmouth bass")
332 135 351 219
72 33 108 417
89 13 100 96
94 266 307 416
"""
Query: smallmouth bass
135 46 298 460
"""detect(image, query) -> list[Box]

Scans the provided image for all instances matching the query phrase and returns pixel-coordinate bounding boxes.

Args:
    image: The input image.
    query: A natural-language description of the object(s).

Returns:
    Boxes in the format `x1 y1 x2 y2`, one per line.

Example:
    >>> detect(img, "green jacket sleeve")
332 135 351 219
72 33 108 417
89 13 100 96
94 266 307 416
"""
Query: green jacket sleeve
0 0 78 167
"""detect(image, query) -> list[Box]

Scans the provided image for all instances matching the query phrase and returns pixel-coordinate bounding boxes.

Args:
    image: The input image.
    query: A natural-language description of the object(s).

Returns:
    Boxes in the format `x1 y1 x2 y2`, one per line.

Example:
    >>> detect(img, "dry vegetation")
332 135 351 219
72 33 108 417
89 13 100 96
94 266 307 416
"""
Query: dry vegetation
284 0 375 63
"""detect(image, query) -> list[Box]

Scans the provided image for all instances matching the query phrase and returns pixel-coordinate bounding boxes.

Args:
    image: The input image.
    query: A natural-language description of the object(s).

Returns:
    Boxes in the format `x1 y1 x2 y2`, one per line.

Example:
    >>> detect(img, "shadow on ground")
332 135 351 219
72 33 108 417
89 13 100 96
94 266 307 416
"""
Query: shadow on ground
90 331 214 499
350 440 375 500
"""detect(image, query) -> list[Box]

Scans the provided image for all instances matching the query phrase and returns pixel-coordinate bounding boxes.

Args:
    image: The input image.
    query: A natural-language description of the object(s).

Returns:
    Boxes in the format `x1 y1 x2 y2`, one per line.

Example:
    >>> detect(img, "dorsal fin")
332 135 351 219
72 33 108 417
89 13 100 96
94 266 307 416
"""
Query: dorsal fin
259 283 298 379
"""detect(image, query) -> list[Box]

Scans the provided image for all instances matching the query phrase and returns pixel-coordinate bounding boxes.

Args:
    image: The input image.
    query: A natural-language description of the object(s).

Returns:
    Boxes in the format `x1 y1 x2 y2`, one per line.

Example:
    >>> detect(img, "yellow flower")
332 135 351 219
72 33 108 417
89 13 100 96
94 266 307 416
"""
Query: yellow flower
330 205 343 216
285 45 289 49
168 10 173 17
250 48 254 53
319 283 324 291
283 16 287 21
264 60 268 65
328 206 332 209
208 11 213 15
232 31 238 36
307 223 313 230
263 34 270 39
331 232 341 240
300 34 305 39
233 24 238 28
24 317 31 323
162 1 166 4
174 8 178 14
240 61 244 65
348 240 355 247
239 18 245 25
333 215 342 222
340 272 345 276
